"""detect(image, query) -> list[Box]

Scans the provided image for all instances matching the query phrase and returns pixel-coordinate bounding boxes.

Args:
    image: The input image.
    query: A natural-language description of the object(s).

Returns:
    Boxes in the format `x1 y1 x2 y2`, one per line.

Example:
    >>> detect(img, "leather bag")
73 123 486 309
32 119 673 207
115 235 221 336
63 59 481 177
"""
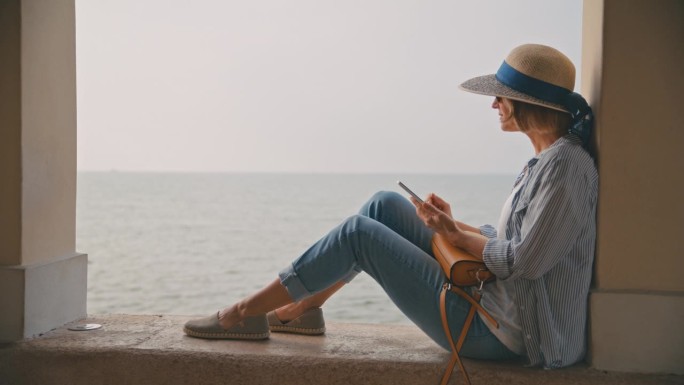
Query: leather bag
432 233 494 287
431 233 498 385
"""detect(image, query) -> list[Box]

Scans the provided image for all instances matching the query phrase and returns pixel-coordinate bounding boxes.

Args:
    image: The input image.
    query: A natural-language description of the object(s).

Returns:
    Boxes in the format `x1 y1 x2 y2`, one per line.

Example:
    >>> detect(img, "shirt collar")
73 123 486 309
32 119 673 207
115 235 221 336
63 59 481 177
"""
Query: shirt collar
533 133 581 161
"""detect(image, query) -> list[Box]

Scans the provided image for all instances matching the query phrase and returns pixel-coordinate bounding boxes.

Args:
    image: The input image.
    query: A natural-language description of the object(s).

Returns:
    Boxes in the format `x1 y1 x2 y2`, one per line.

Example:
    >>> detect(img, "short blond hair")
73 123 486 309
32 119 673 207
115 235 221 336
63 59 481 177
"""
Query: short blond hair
503 98 570 136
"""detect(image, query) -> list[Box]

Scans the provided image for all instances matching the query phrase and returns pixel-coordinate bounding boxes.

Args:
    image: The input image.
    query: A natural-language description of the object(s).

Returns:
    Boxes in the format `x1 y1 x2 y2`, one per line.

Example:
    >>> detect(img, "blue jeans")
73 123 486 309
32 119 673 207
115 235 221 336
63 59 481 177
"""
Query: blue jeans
279 191 519 360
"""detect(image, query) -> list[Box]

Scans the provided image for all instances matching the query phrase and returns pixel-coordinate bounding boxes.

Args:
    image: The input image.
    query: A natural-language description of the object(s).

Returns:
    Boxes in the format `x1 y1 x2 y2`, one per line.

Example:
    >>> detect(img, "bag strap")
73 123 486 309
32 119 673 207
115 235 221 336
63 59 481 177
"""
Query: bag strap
438 283 498 385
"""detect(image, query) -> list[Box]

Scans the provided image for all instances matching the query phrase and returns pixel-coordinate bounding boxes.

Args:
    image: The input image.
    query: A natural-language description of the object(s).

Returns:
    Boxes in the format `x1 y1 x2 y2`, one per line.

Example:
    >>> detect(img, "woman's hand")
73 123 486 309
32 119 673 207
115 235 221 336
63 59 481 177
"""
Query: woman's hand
426 193 453 218
410 195 461 239
410 194 487 258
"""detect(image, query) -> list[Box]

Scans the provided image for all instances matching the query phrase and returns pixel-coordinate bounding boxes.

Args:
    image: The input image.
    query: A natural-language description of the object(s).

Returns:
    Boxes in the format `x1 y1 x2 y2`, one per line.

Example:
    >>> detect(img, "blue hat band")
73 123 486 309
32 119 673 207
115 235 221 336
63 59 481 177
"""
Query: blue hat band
495 60 571 106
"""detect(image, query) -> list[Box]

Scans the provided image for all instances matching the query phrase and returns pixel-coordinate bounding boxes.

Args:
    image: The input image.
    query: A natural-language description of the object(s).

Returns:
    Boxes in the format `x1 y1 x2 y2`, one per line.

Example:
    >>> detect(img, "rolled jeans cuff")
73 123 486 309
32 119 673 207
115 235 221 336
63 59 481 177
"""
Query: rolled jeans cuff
279 264 311 302
278 263 362 303
341 266 362 283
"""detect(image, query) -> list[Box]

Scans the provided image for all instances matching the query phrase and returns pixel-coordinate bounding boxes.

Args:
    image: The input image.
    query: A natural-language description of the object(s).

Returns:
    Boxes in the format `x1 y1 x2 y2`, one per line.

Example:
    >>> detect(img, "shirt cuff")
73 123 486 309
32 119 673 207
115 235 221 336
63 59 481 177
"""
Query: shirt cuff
479 224 497 239
483 238 513 279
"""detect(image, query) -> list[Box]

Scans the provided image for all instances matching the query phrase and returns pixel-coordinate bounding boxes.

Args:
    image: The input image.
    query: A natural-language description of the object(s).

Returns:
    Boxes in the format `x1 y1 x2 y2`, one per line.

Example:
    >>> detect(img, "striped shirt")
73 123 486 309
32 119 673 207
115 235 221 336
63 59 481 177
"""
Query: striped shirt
480 134 598 368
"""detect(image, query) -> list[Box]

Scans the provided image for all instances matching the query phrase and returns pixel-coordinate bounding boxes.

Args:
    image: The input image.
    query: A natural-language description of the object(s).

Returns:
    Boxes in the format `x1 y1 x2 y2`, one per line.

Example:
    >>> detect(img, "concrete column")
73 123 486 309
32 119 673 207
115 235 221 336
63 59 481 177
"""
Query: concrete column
0 0 86 342
582 0 684 374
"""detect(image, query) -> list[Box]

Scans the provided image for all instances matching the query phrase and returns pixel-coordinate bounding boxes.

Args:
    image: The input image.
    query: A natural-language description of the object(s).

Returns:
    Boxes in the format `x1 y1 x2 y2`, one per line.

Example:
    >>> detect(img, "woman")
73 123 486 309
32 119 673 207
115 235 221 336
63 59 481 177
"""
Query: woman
184 44 598 369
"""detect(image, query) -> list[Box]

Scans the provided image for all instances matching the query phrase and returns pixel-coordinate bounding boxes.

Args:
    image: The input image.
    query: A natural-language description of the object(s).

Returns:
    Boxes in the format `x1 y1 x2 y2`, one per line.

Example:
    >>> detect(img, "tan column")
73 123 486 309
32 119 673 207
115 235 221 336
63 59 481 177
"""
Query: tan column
582 0 684 374
0 0 86 342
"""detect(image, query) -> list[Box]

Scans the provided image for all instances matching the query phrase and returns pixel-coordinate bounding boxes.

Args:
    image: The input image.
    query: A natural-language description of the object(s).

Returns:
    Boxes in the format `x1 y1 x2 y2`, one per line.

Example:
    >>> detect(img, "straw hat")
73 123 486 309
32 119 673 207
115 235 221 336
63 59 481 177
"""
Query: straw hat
460 44 576 113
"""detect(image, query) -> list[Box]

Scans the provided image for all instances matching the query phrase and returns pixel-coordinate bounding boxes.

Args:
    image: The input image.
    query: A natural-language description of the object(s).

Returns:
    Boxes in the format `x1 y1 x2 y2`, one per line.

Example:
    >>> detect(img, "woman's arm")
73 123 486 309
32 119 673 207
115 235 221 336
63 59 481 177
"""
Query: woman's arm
411 194 489 259
424 193 487 234
454 220 482 234
449 230 489 260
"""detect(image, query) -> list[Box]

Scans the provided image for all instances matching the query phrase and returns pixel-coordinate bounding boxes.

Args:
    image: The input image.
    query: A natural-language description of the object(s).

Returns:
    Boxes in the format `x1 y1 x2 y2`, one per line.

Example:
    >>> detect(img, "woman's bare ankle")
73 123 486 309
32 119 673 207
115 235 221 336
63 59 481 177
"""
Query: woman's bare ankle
217 303 244 329
274 305 297 323
275 302 317 323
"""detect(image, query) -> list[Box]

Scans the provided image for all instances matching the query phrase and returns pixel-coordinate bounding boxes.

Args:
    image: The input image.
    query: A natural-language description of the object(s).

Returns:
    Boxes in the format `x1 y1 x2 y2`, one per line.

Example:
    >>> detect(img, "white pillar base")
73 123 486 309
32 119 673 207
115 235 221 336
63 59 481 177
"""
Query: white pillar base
0 253 87 342
589 290 684 375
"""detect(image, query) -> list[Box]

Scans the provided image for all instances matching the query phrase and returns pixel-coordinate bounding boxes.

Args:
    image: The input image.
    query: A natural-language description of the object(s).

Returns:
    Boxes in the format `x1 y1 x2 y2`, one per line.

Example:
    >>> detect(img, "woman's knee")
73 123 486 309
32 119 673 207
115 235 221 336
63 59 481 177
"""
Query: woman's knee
340 214 375 234
359 190 407 220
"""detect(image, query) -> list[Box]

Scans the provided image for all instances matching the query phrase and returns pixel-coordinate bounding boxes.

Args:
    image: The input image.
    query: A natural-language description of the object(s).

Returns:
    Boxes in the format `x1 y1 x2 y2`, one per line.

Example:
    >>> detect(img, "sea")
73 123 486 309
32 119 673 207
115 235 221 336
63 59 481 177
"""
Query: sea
77 172 515 324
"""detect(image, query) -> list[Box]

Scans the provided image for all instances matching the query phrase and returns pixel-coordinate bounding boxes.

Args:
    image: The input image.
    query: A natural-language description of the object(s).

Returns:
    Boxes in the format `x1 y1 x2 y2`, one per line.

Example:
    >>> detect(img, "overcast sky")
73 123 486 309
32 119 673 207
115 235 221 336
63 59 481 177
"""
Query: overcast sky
76 0 582 174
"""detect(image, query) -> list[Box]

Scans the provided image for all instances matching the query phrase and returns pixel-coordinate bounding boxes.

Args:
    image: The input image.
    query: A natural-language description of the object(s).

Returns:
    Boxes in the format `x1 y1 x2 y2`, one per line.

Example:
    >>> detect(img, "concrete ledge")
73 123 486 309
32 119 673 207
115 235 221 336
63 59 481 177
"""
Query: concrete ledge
0 314 681 385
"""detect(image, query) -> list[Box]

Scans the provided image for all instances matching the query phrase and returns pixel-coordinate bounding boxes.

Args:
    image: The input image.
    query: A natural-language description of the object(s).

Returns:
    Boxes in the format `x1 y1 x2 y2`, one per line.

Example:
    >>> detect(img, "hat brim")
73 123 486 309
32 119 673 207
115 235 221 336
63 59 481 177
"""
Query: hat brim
459 74 568 113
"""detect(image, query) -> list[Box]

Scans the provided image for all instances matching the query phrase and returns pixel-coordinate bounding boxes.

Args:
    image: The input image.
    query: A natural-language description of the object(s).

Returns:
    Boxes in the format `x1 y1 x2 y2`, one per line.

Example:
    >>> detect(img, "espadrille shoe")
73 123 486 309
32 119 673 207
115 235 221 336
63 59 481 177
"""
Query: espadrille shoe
183 312 270 340
267 307 326 335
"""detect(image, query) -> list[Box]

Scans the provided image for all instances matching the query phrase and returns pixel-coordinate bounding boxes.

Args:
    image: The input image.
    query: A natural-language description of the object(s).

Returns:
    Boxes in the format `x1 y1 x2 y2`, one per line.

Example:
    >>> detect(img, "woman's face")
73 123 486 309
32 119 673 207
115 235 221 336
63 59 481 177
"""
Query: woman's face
492 97 519 132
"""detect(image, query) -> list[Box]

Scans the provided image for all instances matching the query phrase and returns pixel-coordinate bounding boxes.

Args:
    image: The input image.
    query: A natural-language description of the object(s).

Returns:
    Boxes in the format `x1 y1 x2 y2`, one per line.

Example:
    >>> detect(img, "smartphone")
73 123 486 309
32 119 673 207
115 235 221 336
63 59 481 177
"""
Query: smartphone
397 181 424 203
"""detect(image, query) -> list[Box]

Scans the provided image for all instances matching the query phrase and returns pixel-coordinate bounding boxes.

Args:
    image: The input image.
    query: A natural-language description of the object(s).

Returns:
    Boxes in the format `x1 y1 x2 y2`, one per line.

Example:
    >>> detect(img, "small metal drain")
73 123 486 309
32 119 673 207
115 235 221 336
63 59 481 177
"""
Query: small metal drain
68 323 102 331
